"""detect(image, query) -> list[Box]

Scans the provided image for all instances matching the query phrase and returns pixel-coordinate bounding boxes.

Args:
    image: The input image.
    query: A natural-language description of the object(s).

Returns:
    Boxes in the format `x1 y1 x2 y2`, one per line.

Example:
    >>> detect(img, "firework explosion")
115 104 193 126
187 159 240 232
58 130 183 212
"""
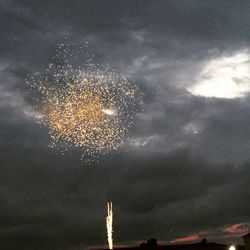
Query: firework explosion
27 42 141 160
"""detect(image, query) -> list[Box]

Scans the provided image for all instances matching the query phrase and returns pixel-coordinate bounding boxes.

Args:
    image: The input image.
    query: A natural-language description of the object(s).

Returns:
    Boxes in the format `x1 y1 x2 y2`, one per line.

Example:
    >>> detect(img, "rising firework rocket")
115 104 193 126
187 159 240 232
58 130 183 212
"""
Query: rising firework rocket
106 202 113 250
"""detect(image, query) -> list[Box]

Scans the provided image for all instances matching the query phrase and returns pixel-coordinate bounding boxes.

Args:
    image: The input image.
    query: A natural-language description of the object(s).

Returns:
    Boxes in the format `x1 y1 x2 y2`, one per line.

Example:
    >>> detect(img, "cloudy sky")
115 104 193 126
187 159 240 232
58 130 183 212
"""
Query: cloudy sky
1 1 250 249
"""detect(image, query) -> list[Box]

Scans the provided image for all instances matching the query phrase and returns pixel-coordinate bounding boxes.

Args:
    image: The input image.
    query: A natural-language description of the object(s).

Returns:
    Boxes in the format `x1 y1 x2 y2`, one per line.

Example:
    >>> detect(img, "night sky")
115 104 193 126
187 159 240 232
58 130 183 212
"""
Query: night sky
0 1 250 250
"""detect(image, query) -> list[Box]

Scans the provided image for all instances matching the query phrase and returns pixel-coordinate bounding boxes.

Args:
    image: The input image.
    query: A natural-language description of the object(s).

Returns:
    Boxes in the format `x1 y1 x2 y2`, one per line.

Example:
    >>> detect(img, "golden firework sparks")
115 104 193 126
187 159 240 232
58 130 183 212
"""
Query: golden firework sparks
27 42 142 161
106 202 113 250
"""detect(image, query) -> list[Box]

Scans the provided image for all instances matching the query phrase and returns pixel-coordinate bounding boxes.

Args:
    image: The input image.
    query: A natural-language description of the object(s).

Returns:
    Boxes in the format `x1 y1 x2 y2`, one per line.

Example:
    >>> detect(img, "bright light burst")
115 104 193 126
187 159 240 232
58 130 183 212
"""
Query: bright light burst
27 42 141 160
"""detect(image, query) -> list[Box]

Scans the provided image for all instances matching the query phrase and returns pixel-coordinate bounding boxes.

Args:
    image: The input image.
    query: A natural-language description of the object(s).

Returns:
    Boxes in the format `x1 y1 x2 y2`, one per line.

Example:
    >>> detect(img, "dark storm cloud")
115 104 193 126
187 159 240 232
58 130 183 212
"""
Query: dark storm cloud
1 151 249 250
1 0 250 249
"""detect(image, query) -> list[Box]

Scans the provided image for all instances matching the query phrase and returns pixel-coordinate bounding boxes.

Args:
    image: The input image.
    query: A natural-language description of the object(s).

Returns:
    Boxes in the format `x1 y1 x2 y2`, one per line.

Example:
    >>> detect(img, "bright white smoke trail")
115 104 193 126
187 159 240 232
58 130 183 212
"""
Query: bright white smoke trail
106 202 113 250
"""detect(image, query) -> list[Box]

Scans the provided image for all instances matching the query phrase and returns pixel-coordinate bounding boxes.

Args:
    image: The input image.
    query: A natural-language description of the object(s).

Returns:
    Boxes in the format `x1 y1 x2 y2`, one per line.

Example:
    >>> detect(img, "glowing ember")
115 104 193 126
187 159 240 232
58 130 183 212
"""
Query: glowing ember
27 42 142 161
106 202 113 250
102 109 116 116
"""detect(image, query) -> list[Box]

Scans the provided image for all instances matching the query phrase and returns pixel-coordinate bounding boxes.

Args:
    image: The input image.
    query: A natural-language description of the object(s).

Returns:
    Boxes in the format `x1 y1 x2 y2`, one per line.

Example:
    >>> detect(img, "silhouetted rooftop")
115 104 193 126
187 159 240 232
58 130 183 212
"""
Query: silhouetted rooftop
243 233 250 238
95 241 245 250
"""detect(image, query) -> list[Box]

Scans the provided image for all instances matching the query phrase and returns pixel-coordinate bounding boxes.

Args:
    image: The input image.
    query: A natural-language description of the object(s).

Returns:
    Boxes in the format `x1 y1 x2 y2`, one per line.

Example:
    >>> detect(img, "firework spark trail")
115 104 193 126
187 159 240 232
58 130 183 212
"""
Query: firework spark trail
106 202 113 250
27 42 142 162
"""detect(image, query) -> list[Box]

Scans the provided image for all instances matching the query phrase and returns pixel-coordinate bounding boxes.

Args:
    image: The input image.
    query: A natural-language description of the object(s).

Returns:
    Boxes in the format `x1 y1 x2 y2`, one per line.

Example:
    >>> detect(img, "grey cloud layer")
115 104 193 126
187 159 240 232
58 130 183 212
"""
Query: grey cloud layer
1 1 250 249
1 151 249 250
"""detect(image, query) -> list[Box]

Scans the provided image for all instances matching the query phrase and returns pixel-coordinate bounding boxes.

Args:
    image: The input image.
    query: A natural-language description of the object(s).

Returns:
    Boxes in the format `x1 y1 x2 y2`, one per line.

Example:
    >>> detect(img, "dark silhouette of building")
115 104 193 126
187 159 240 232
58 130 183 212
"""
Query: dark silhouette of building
139 240 244 250
95 235 248 250
140 239 158 248
243 233 250 250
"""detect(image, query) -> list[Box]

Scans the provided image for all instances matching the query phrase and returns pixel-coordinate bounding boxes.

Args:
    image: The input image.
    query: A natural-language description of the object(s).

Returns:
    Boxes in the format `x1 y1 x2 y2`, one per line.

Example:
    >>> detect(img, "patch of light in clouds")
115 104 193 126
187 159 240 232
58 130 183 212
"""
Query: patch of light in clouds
188 51 250 99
